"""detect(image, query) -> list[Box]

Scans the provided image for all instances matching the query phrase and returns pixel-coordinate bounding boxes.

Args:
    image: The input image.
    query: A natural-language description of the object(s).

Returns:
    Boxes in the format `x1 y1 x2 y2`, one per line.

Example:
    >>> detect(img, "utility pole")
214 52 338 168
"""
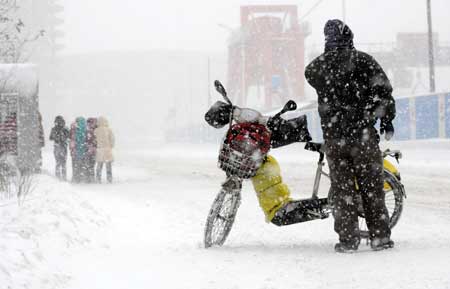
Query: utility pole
342 0 347 22
207 56 211 107
426 0 436 92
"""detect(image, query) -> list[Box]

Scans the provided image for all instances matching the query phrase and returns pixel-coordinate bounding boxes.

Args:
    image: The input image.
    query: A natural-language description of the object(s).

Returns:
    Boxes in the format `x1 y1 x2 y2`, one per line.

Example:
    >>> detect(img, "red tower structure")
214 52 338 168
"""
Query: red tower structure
227 5 309 110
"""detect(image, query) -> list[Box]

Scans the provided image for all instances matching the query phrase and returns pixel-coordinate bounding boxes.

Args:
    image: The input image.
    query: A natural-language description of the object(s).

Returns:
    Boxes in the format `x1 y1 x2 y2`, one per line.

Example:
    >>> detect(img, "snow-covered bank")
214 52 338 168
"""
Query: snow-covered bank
1 139 450 289
0 175 109 289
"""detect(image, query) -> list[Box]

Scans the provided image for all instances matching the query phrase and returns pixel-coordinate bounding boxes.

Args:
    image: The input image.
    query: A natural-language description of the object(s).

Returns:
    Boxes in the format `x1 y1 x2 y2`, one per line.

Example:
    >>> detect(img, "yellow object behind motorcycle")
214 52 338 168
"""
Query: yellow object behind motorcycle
251 155 292 222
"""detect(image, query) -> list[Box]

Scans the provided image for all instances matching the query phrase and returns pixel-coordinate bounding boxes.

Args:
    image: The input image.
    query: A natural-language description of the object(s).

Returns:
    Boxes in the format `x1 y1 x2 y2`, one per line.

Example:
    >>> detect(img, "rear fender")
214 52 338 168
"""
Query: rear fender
383 159 400 180
383 159 406 198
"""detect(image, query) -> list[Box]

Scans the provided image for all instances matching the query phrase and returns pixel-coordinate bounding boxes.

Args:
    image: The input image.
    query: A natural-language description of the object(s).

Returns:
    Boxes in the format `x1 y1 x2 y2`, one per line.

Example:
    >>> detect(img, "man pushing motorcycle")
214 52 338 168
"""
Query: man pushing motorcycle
305 19 396 253
203 77 404 249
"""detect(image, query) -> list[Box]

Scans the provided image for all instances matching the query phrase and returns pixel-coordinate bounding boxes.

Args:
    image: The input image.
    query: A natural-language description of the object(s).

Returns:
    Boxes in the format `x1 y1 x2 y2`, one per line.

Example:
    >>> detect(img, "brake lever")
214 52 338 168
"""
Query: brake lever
394 152 402 164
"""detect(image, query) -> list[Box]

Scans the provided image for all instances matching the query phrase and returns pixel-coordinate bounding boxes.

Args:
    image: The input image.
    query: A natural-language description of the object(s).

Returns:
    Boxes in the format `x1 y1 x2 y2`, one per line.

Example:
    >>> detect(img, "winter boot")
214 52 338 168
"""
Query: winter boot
370 238 394 251
334 242 359 253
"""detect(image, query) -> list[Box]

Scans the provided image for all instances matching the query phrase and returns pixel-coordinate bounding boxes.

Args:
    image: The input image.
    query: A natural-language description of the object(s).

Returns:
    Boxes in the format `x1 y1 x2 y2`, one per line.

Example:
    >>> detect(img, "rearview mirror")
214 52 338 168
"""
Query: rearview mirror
272 100 297 120
214 80 227 97
283 100 297 112
214 80 232 105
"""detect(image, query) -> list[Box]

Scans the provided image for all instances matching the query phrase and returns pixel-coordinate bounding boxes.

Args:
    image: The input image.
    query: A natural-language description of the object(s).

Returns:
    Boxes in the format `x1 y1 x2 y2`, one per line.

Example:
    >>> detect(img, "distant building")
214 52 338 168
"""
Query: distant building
306 32 450 97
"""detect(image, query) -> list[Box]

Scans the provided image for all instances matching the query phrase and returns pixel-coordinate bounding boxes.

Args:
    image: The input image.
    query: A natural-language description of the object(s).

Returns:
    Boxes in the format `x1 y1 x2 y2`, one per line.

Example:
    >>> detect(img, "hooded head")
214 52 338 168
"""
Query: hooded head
75 117 86 129
324 19 354 52
54 115 65 127
97 116 109 128
87 117 97 130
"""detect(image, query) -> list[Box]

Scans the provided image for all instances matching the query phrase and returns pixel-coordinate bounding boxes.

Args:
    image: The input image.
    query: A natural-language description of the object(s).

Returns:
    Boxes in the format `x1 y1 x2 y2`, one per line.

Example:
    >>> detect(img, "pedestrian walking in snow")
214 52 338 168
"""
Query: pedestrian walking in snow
86 117 98 183
70 117 88 183
49 116 69 180
305 19 396 253
94 116 114 183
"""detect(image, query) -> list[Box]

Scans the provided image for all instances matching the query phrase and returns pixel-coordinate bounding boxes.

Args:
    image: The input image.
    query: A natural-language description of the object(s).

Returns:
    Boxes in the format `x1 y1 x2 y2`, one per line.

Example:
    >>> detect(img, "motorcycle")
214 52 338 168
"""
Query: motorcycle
204 80 406 248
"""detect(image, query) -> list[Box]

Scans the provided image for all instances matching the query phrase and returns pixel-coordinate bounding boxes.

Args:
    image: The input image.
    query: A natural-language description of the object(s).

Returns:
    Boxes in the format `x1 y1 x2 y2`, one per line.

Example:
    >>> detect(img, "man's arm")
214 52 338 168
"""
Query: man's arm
364 53 396 139
366 54 396 122
304 57 322 90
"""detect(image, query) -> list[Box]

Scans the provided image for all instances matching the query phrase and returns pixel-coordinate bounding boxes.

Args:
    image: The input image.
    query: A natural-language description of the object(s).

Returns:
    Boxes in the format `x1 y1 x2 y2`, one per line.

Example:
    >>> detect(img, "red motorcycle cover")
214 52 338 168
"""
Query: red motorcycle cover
225 123 271 155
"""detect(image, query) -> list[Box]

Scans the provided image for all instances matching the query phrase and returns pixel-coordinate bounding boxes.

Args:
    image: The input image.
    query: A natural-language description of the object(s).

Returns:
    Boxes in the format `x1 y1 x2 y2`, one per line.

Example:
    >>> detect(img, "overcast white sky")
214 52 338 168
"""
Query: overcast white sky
61 0 450 54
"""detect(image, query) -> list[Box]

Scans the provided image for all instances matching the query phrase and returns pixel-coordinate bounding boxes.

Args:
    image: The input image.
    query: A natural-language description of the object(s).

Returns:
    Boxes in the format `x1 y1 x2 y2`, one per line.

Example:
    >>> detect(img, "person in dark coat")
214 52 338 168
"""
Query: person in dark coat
305 19 396 253
86 117 98 183
49 116 70 180
35 112 45 173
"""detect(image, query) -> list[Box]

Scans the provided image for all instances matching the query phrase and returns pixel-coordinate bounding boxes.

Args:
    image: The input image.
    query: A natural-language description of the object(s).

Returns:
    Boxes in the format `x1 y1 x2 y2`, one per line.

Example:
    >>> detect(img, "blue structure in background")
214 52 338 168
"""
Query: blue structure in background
298 92 450 142
393 98 410 140
271 75 282 92
415 95 439 139
446 94 450 138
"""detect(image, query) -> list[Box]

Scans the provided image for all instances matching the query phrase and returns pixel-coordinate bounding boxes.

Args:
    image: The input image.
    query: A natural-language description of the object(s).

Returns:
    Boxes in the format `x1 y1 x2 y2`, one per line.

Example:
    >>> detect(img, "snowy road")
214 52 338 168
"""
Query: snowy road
3 140 450 289
64 140 450 289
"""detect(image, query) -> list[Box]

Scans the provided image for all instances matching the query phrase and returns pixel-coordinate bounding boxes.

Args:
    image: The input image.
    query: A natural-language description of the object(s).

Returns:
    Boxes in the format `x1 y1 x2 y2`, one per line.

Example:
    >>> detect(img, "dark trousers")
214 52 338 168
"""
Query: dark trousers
54 145 67 180
86 155 96 183
325 135 391 246
72 155 89 183
96 162 112 183
271 198 329 226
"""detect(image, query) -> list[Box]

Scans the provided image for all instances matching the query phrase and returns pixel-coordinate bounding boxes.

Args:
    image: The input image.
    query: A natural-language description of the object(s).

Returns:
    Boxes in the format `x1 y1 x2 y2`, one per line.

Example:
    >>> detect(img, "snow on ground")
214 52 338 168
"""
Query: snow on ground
1 140 450 289
0 175 110 289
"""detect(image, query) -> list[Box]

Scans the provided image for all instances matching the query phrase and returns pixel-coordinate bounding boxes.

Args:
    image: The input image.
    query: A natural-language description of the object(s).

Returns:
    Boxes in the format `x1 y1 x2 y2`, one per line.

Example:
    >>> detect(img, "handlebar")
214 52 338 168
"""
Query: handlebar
304 143 402 164
304 142 325 163
383 149 402 163
304 142 323 153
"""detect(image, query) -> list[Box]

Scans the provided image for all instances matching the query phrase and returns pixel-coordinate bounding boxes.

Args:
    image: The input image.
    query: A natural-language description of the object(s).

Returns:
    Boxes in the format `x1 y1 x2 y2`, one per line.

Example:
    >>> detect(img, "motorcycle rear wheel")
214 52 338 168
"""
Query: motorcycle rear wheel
358 170 405 239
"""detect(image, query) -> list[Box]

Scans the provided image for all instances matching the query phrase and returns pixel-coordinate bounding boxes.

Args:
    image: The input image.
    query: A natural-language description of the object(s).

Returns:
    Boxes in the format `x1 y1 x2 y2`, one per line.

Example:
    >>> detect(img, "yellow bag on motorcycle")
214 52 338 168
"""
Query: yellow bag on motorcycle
251 155 292 222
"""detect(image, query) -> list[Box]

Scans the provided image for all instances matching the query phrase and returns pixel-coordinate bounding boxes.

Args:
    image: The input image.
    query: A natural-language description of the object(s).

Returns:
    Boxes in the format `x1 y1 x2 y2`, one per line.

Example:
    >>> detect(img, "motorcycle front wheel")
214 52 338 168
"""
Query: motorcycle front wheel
204 188 241 248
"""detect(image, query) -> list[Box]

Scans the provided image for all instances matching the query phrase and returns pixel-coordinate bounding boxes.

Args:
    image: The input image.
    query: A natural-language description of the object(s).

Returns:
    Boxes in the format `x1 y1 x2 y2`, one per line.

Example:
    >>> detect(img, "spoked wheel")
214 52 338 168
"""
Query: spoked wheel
204 188 241 248
358 170 405 239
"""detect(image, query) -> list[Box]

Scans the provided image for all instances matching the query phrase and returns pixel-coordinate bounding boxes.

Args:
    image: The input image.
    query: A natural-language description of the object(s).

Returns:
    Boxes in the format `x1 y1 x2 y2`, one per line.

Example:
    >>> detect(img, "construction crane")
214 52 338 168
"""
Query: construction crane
226 5 310 110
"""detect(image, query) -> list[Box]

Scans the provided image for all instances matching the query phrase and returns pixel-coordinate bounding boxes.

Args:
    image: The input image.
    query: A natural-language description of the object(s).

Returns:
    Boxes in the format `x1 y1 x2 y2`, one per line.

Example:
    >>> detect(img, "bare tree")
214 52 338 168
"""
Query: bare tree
0 0 44 63
0 153 36 204
0 1 39 205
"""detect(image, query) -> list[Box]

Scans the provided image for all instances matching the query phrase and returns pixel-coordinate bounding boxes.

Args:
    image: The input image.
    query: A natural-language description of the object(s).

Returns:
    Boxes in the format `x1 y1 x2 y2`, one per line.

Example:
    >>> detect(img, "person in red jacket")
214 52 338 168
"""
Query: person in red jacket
86 117 98 183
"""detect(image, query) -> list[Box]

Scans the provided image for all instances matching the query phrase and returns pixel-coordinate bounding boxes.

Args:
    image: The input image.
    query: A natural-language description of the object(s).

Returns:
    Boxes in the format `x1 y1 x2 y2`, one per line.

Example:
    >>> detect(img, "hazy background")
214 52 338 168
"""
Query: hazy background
62 0 450 53
38 0 450 146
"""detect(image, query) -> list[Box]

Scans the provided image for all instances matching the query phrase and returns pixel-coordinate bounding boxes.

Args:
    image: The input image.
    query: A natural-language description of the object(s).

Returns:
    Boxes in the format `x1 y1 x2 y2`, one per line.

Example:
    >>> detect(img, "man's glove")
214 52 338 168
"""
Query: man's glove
380 120 394 141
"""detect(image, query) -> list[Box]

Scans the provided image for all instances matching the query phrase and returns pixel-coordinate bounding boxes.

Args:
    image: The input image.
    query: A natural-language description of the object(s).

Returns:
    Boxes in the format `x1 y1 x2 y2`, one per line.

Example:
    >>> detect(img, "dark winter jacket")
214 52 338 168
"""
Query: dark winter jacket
49 116 69 148
305 20 395 141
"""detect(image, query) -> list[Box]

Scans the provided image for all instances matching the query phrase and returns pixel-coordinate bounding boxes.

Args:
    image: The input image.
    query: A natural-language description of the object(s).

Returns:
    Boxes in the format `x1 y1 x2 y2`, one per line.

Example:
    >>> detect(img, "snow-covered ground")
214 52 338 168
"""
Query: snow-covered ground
1 140 450 289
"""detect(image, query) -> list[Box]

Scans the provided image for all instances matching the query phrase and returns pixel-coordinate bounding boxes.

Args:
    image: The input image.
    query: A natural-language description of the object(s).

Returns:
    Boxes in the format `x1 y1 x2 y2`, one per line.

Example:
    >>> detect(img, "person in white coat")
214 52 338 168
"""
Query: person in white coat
94 116 115 183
